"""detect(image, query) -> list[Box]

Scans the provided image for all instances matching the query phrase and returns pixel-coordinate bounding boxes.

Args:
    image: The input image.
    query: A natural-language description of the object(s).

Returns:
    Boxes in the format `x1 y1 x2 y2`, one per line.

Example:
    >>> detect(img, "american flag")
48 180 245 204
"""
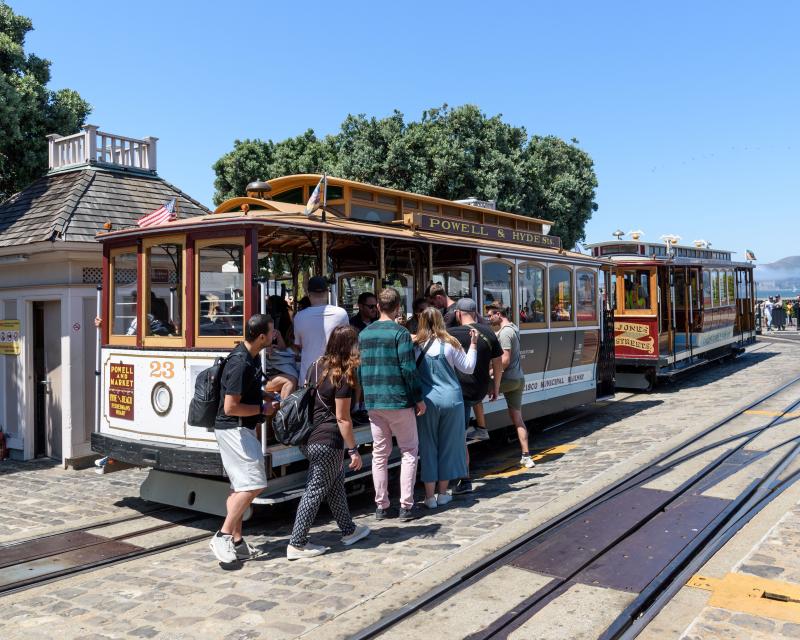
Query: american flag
137 198 177 227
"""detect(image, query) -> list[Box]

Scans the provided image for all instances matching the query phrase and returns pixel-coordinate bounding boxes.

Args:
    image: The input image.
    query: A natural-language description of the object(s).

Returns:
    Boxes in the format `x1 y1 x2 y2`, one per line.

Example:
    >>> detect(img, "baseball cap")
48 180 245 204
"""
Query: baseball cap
455 298 478 313
307 276 329 293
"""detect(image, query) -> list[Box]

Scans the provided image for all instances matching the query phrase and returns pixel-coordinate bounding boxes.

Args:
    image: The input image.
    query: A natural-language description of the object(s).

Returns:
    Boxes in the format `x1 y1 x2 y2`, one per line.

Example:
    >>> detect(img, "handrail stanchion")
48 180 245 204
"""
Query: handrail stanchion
259 280 268 456
95 284 102 434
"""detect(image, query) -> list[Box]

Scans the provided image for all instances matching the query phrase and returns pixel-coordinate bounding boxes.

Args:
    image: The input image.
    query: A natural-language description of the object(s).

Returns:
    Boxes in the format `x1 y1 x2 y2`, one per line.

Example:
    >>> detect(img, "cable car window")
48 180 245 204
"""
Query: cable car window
146 243 182 336
350 204 396 223
198 244 244 336
482 260 513 317
622 269 650 311
549 266 573 322
712 270 720 306
702 270 713 307
518 263 545 326
339 274 376 317
726 270 735 303
576 270 597 322
609 272 618 310
111 250 137 335
434 269 472 300
272 187 304 204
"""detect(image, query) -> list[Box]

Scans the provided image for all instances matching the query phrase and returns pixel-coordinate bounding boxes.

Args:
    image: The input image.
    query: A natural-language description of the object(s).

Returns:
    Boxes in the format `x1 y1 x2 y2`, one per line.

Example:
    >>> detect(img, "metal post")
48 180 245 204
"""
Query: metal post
259 280 268 455
169 286 176 323
94 284 102 434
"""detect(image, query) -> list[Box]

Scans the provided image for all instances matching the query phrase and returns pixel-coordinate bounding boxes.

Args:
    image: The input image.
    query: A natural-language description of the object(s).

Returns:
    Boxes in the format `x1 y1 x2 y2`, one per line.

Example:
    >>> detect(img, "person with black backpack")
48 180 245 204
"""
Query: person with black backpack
287 325 370 559
209 313 280 564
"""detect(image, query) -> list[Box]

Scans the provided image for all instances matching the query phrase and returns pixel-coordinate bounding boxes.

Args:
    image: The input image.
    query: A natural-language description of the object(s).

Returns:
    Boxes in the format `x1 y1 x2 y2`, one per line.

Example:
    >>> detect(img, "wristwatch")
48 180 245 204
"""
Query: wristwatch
347 447 358 455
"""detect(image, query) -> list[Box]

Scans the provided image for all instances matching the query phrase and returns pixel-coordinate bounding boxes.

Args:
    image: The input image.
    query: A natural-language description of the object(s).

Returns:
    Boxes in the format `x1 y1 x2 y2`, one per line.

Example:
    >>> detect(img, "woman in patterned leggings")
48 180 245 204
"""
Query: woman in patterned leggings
287 326 371 559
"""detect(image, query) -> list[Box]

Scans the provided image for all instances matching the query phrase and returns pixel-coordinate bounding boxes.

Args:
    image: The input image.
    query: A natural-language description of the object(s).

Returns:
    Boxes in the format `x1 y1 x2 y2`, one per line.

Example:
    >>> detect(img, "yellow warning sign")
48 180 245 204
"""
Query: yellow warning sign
0 320 21 356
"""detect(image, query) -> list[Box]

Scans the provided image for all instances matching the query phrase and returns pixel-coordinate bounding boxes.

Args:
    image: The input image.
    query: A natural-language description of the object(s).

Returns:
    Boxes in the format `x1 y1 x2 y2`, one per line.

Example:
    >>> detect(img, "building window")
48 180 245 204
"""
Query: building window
198 244 244 337
482 260 513 317
146 243 182 336
549 266 573 322
518 263 546 326
111 250 137 336
576 269 597 322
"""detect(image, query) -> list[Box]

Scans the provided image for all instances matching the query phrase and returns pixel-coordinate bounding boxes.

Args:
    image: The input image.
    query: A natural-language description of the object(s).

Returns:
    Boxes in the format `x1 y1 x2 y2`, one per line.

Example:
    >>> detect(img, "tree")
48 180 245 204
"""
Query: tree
0 3 91 200
212 104 598 248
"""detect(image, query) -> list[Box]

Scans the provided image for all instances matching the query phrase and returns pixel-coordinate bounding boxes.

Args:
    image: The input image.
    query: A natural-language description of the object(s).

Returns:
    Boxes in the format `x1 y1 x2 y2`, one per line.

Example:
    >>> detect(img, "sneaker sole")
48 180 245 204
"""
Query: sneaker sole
209 540 237 564
342 528 371 546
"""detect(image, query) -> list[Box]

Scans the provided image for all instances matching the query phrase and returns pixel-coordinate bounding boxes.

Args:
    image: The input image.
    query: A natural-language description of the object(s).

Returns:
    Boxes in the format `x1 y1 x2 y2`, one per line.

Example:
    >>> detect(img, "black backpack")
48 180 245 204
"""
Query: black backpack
187 356 229 430
272 361 333 446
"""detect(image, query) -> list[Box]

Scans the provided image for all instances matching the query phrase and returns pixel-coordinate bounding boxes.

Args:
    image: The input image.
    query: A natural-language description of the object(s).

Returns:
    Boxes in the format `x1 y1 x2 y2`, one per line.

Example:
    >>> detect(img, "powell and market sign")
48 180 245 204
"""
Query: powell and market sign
408 212 562 249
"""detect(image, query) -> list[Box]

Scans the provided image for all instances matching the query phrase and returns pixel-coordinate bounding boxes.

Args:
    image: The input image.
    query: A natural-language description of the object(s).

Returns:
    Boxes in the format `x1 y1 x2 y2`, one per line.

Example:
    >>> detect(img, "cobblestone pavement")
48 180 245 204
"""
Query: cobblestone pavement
1 339 799 640
0 459 149 544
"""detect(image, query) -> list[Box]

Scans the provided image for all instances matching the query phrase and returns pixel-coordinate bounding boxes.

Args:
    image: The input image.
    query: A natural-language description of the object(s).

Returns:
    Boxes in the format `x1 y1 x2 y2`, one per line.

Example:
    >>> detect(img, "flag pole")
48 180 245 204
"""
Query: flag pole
321 173 327 224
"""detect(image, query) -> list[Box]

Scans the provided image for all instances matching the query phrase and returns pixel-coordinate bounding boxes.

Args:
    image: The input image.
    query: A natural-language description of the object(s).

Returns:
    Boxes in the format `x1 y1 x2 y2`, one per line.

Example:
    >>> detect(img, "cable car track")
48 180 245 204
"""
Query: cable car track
351 374 800 640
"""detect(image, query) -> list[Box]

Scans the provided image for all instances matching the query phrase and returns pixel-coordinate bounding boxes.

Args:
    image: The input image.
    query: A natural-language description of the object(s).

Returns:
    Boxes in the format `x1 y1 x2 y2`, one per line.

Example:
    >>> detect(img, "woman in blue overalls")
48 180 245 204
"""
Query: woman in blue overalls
414 308 478 508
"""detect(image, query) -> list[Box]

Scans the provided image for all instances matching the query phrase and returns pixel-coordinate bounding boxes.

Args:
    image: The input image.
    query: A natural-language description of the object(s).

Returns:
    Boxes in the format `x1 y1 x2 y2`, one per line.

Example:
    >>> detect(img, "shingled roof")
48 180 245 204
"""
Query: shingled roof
0 166 209 248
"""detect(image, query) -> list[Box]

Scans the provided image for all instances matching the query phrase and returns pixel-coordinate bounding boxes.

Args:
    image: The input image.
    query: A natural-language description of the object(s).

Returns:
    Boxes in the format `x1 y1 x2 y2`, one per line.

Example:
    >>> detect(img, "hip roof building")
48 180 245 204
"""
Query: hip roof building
0 126 208 465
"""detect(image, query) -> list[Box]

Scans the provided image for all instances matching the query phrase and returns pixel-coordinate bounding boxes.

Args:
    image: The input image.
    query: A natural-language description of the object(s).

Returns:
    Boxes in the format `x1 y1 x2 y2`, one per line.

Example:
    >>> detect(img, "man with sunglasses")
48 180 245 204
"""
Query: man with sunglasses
350 292 378 333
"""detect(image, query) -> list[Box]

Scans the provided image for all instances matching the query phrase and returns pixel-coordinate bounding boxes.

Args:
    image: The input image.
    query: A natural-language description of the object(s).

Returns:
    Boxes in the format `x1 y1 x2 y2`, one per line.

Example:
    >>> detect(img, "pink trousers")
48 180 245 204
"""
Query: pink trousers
369 408 419 509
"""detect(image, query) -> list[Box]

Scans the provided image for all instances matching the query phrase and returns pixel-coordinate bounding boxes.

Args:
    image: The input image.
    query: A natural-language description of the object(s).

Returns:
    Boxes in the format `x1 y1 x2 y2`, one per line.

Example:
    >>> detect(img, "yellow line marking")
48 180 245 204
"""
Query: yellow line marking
745 410 800 418
479 444 577 479
688 573 800 623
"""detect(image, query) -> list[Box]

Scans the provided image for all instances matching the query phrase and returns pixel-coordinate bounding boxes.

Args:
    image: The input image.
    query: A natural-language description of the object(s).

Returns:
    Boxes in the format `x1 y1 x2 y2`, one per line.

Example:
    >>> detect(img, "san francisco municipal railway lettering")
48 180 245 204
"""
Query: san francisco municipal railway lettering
108 363 134 420
417 213 561 249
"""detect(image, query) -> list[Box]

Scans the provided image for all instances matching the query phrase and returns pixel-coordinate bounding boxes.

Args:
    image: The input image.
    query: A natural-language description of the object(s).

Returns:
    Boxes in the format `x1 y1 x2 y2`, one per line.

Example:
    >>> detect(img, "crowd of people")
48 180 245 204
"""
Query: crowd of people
208 278 533 564
760 296 800 332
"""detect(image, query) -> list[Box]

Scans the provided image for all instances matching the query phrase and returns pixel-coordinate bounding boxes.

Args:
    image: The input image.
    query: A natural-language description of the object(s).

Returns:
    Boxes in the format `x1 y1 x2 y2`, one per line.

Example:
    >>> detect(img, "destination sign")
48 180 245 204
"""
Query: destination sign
415 213 561 249
109 363 135 420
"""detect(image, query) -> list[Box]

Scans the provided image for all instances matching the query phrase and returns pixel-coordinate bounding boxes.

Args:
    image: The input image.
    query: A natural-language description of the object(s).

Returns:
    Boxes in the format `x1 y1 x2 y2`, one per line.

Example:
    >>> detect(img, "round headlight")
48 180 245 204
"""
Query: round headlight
151 382 173 416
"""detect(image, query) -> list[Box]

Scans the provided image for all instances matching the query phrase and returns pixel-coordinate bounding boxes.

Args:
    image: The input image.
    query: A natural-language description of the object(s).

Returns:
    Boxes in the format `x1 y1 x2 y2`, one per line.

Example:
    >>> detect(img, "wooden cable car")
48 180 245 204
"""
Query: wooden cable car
586 235 756 390
92 175 613 514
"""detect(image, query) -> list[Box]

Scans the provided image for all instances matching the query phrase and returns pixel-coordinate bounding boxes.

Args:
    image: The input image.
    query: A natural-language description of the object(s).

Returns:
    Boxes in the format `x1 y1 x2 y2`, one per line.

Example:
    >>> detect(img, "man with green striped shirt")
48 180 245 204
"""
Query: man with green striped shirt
359 288 426 521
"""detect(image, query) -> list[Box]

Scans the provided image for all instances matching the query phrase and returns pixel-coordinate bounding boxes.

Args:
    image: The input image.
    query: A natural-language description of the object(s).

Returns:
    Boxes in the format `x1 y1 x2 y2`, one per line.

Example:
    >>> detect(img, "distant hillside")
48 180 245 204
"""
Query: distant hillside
756 255 800 286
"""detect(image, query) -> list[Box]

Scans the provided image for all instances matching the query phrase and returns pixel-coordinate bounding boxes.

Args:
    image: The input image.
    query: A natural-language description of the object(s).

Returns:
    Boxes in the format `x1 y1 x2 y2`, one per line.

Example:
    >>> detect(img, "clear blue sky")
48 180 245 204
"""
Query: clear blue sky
13 0 800 264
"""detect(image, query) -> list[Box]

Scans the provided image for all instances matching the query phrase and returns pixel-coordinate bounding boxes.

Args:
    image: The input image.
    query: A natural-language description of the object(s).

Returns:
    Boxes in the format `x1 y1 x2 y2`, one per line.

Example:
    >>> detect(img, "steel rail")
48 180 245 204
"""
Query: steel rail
606 454 800 639
0 515 212 597
474 394 800 640
348 374 800 640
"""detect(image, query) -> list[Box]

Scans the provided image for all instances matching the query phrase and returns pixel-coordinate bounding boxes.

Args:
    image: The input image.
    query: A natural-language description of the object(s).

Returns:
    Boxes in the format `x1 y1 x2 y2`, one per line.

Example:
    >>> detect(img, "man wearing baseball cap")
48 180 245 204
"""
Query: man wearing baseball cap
293 276 349 384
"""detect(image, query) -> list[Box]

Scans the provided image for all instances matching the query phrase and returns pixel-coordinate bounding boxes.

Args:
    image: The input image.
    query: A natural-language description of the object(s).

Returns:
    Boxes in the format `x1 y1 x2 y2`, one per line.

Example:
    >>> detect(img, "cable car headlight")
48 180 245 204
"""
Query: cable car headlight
151 382 173 417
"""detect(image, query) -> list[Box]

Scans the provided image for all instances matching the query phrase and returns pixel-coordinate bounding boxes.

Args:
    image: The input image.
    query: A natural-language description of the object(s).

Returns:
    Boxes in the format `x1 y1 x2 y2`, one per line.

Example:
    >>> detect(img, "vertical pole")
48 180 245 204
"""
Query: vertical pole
94 284 102 434
379 237 386 284
428 243 434 287
259 280 268 455
321 173 327 224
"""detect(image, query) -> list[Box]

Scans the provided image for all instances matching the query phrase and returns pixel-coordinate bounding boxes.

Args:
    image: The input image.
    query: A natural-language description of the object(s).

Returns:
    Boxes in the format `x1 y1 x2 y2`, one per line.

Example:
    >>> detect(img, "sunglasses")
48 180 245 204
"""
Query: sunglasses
363 304 377 309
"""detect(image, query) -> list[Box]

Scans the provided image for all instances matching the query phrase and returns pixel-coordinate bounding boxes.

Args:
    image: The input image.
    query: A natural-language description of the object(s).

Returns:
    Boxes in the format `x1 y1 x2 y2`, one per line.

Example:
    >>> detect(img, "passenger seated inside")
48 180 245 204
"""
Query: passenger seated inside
265 296 299 399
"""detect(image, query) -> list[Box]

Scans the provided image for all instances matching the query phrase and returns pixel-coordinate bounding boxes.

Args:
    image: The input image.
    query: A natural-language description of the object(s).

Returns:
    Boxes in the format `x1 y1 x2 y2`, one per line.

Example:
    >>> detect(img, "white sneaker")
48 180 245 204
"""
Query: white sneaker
436 494 453 506
424 496 438 509
234 538 260 560
520 455 536 468
473 427 491 441
342 524 371 546
209 531 237 563
286 542 329 560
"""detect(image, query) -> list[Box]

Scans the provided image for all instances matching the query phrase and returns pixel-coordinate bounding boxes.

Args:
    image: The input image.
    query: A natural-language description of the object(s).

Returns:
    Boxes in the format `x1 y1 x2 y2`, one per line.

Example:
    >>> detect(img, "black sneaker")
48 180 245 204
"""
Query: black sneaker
398 507 418 522
451 479 473 495
375 507 390 520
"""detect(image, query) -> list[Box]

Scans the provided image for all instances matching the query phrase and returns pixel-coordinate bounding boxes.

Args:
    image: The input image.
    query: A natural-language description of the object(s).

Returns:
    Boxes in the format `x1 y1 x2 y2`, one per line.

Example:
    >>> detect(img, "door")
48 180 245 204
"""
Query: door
33 301 62 459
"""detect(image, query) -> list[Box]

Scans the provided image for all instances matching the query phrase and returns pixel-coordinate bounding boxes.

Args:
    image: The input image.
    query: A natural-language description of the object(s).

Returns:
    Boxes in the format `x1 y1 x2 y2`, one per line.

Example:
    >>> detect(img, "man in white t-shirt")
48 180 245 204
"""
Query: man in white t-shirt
293 276 349 383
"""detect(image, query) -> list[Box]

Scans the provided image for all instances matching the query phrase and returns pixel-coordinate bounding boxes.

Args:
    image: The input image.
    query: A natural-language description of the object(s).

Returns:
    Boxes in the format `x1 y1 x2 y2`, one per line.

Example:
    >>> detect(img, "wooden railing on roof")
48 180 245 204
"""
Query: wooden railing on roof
47 125 158 173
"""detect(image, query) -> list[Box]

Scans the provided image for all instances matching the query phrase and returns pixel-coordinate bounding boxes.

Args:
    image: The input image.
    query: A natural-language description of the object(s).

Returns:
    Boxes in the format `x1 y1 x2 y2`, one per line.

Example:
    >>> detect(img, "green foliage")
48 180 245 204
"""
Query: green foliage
212 104 598 248
0 3 91 200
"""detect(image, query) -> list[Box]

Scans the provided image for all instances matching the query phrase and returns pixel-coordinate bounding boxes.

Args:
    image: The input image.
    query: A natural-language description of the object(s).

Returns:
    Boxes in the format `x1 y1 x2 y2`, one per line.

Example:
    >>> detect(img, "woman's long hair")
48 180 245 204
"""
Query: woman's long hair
413 307 462 349
321 325 361 387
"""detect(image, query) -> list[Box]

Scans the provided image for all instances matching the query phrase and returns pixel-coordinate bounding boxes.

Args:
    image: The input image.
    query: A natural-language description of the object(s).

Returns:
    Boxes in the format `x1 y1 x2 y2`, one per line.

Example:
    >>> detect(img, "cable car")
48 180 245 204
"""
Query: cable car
586 234 756 389
92 175 613 515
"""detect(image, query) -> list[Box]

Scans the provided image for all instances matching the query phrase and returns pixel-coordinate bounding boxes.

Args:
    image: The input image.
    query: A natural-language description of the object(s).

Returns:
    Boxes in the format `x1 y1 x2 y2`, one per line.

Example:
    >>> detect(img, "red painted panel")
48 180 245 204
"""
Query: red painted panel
614 317 658 359
101 246 110 346
185 237 195 348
